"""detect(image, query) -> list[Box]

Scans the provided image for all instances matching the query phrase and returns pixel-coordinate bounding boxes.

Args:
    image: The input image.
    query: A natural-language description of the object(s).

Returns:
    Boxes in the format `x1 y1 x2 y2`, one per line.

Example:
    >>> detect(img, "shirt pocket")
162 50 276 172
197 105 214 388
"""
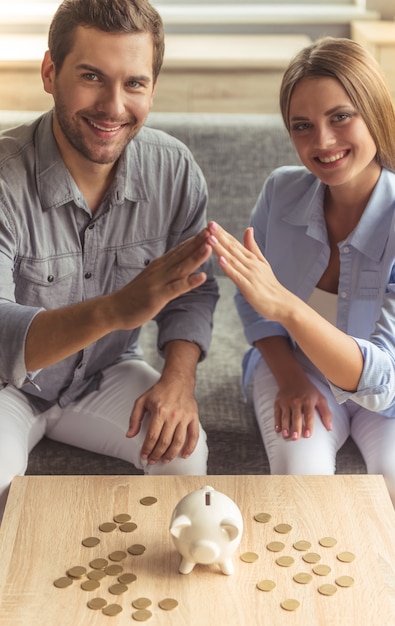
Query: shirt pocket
113 241 166 290
14 256 79 308
358 270 381 299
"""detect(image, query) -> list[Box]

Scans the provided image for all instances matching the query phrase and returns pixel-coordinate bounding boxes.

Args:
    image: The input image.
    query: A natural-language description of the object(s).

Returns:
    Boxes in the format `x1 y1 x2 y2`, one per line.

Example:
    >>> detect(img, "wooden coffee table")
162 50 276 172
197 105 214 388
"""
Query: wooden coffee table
0 474 394 625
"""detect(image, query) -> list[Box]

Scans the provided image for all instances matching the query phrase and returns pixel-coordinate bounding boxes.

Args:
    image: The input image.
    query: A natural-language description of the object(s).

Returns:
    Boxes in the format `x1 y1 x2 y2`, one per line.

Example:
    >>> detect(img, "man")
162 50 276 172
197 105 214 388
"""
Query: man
0 0 218 518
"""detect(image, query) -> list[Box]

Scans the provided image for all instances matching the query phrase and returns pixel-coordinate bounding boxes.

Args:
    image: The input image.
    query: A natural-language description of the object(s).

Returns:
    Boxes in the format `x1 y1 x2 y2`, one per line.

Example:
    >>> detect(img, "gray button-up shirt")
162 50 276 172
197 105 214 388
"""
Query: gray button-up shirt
0 111 218 409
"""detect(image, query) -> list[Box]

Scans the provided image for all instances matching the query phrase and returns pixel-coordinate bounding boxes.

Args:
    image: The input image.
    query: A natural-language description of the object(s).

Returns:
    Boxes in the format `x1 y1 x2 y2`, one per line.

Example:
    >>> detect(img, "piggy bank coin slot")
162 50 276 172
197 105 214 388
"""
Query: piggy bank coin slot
205 492 211 506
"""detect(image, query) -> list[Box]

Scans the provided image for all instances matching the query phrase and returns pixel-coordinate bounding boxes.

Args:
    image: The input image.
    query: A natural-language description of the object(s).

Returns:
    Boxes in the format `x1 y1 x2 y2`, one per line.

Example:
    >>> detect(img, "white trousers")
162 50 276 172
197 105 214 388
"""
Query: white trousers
0 360 208 520
253 355 395 506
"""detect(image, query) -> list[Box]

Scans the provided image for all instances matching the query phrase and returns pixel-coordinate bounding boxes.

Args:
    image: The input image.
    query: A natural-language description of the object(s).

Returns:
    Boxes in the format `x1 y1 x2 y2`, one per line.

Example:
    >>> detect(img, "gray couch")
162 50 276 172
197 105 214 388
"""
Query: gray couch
0 110 366 476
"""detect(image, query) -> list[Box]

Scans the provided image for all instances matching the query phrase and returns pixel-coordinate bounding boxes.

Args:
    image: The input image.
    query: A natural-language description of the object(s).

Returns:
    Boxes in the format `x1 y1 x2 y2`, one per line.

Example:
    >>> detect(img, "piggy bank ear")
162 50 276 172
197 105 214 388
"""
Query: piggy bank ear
220 519 240 542
170 514 192 539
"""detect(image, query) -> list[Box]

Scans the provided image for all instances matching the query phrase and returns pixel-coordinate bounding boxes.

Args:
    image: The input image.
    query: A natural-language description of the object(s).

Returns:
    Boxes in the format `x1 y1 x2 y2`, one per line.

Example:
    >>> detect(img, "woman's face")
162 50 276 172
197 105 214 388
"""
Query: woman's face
288 76 380 191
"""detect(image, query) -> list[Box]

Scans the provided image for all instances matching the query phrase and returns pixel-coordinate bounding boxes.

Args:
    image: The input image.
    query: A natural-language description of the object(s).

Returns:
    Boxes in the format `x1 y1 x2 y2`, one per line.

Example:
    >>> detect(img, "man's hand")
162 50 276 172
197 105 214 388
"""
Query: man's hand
125 340 202 465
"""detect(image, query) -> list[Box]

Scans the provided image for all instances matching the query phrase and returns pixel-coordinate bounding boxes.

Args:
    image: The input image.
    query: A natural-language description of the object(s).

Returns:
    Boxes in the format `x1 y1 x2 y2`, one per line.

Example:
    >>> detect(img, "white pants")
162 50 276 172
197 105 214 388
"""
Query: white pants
253 356 395 506
0 360 208 520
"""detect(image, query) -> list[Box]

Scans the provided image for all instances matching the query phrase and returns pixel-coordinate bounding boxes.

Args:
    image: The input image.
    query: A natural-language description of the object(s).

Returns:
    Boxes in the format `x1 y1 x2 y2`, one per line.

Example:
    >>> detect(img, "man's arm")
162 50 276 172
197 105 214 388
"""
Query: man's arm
25 231 211 370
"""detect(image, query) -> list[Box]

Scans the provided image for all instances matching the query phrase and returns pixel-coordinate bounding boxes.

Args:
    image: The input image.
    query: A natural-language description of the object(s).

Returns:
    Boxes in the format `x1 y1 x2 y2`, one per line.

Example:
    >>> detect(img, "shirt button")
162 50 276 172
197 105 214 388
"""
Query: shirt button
340 291 347 299
47 275 54 283
343 246 350 254
88 223 95 230
144 259 150 266
84 272 92 279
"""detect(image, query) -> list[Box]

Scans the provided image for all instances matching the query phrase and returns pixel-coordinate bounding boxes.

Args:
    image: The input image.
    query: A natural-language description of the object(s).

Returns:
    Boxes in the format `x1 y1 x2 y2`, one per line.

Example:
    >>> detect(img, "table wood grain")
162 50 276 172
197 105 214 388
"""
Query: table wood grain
0 475 394 625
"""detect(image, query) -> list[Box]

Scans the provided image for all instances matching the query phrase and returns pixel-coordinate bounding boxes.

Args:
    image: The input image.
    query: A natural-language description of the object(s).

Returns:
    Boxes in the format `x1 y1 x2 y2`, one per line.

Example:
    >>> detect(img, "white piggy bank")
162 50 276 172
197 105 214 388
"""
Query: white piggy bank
169 485 243 575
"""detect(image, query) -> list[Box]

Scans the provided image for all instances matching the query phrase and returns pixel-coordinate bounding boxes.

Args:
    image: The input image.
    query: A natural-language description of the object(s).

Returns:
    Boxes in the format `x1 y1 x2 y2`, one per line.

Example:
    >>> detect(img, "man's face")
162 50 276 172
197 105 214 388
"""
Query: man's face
42 26 156 166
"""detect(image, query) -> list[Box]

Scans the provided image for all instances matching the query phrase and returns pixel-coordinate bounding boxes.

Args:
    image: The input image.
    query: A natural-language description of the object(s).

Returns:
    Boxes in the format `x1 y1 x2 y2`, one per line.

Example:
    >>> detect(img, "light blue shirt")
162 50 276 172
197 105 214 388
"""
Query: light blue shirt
238 165 395 416
0 112 218 409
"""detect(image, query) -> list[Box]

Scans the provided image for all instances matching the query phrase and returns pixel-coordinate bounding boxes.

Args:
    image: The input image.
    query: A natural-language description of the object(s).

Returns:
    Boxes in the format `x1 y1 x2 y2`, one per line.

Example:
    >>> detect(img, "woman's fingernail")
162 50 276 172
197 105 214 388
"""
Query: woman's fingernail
304 429 311 438
219 255 227 266
209 234 218 244
282 429 289 438
210 221 219 231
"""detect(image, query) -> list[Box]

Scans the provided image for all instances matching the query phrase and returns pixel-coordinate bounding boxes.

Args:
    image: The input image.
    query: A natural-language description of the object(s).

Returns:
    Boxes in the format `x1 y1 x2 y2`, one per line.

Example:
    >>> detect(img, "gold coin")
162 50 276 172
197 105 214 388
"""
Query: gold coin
276 556 294 567
158 598 178 611
82 536 100 548
113 513 132 523
240 551 259 563
105 564 123 576
90 558 108 570
254 512 272 523
108 550 127 562
87 569 107 581
87 597 107 610
319 536 337 548
132 609 152 622
302 552 321 564
293 540 311 551
109 583 128 595
335 576 355 588
281 599 300 611
53 577 73 588
81 579 100 591
119 522 138 533
318 584 337 596
313 564 331 576
256 579 276 592
118 572 137 585
132 597 152 609
293 572 312 584
66 566 87 579
139 496 157 506
128 544 146 556
102 604 123 616
274 523 292 534
99 522 117 533
337 551 355 563
266 541 285 553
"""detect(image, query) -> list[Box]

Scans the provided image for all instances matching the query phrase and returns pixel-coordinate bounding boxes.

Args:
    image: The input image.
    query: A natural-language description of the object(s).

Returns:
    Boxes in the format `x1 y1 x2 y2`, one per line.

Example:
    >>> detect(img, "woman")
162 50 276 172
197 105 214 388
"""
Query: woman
207 37 395 504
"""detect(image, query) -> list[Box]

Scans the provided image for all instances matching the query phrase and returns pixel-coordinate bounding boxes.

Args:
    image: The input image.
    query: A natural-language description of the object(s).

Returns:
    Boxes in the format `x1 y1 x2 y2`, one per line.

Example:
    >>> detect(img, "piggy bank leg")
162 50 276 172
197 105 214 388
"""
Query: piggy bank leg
179 558 196 575
219 559 234 576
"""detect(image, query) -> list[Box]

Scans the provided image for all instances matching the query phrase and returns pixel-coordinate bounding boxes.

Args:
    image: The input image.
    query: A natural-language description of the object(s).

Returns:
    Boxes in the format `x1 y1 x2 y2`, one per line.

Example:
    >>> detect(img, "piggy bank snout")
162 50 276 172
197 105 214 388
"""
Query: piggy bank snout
190 540 220 564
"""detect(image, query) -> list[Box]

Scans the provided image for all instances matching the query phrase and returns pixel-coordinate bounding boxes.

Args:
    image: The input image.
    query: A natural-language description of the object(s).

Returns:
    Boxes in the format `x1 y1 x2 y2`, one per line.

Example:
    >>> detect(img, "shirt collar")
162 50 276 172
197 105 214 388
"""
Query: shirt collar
36 111 149 211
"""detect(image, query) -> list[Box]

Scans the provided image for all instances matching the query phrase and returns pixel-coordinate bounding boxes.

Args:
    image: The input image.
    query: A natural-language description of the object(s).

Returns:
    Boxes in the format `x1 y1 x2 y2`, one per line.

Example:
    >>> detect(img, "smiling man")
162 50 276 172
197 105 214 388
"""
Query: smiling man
0 0 218 520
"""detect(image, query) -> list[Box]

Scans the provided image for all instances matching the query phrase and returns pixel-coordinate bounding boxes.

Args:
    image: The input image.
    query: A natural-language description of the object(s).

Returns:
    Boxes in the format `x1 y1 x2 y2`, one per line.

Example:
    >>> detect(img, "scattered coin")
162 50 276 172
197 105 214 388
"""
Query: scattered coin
90 558 108 570
120 522 138 533
53 577 73 589
108 550 127 562
140 496 157 506
293 540 311 551
254 512 272 523
82 536 100 548
274 523 292 534
102 603 123 616
256 579 276 592
87 569 106 581
118 572 137 585
276 556 294 567
128 544 146 556
158 598 179 611
337 551 355 563
313 564 331 576
105 564 123 576
66 566 87 579
302 552 321 564
113 513 132 523
281 599 300 611
266 541 285 553
132 609 152 622
318 584 337 596
99 522 117 533
132 598 152 609
87 597 107 610
335 576 355 588
81 579 100 592
109 583 128 595
319 536 337 548
293 572 313 584
240 552 259 563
